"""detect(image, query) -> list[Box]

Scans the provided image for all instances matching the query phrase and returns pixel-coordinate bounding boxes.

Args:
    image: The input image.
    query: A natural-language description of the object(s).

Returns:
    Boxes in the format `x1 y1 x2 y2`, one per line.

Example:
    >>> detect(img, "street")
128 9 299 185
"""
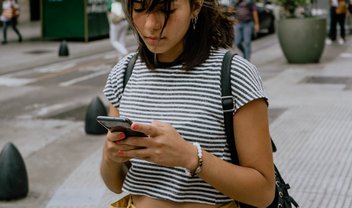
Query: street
0 50 123 207
1 30 352 207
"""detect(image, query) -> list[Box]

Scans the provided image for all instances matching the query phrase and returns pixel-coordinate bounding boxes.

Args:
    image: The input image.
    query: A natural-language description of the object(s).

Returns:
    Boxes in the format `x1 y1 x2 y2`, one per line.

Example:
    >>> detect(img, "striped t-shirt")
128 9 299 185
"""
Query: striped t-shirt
103 48 268 205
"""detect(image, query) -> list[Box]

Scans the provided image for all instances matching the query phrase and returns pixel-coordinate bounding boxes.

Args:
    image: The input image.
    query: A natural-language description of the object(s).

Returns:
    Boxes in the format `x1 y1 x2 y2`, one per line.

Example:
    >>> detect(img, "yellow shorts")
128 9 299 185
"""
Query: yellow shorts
110 195 240 208
110 195 136 208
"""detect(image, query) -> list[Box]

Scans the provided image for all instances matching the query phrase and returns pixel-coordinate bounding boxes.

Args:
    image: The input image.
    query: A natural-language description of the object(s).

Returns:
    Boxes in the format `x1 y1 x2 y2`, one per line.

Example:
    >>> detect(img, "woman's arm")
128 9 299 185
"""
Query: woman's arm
252 10 260 33
198 99 275 207
100 104 130 194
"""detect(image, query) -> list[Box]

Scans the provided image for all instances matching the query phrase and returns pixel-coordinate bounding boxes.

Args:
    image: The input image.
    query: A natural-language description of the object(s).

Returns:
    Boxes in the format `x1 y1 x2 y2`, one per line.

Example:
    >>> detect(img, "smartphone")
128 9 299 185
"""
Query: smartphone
96 116 146 137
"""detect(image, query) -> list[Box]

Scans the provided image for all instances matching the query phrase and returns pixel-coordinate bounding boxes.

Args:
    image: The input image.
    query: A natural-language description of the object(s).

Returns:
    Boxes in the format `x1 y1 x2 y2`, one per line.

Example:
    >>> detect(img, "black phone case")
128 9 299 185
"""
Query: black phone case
96 116 146 137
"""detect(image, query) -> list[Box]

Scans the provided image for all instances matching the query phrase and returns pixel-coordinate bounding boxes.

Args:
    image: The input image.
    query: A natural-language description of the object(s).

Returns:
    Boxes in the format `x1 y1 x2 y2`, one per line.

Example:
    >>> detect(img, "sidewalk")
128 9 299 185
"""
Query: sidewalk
0 21 135 75
266 41 352 207
1 21 352 208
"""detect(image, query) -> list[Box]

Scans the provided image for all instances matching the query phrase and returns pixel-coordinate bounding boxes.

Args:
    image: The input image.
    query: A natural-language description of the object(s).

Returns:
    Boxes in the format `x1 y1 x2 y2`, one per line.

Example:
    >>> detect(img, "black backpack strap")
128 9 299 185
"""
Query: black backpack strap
221 51 297 207
123 53 138 88
221 51 277 165
220 51 238 165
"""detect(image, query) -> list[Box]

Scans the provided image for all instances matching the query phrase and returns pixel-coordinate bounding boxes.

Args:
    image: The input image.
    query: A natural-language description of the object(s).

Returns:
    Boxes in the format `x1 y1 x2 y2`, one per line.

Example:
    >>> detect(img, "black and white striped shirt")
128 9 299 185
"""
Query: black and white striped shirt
103 48 268 205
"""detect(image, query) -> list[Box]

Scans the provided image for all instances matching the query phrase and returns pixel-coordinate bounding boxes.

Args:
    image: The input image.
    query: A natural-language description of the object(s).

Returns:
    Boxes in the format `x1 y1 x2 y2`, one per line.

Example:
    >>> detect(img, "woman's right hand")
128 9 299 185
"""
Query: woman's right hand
103 131 143 164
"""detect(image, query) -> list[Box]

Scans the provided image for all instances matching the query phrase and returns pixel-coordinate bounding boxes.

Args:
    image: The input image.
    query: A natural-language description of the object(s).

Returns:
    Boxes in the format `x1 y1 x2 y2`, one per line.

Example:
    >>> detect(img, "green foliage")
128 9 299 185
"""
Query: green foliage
274 0 314 18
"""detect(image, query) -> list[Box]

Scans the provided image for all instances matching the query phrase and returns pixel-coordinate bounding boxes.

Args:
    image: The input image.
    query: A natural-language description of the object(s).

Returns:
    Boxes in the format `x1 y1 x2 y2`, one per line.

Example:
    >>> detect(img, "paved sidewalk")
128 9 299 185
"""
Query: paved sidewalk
0 21 136 75
1 21 352 208
266 42 352 208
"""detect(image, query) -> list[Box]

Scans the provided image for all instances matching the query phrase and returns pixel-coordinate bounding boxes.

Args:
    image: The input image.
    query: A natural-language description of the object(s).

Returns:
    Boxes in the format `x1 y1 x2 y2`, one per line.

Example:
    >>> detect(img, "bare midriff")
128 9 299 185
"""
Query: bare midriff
132 195 224 208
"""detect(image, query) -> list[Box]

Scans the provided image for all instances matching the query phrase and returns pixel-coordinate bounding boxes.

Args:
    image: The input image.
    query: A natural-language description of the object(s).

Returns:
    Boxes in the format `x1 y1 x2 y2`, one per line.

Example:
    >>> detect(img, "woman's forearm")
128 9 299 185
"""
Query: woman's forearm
198 150 275 207
100 153 129 194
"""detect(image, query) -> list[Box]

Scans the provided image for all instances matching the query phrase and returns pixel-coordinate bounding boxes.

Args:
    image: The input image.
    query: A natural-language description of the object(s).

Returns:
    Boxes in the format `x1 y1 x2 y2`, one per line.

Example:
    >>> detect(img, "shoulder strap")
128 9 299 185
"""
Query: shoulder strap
221 51 277 166
123 53 138 88
221 51 239 165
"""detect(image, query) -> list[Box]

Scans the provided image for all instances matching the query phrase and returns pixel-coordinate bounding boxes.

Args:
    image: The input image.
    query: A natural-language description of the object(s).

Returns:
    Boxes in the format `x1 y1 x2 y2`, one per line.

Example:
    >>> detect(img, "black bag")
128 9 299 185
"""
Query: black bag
220 51 299 208
123 51 299 208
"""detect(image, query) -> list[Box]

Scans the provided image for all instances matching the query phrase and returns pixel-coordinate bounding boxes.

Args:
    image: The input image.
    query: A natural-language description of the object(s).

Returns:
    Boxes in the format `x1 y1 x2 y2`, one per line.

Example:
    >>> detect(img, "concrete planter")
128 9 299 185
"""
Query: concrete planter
277 17 327 63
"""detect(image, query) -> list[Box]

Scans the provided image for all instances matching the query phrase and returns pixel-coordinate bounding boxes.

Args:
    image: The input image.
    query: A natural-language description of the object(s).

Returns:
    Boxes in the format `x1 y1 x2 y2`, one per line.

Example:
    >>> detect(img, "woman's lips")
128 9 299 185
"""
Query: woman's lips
145 36 163 46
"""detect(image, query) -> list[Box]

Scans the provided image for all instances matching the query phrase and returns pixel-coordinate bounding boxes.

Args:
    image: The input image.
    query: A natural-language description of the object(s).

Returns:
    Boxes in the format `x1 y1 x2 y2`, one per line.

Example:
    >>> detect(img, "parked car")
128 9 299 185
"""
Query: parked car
256 1 276 35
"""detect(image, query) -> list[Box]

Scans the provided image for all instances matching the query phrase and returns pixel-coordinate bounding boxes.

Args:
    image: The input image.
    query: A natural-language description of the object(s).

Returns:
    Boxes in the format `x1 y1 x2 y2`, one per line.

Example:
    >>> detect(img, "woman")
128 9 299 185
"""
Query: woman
100 0 275 207
1 0 22 44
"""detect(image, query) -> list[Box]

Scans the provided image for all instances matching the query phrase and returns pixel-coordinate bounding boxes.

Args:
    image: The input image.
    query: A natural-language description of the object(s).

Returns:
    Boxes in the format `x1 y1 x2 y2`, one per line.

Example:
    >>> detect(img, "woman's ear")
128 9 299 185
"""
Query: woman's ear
192 0 204 17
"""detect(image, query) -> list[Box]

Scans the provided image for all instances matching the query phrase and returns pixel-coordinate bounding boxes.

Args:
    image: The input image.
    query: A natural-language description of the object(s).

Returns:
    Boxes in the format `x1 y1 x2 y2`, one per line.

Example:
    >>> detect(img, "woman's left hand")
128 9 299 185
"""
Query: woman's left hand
254 23 260 33
115 120 198 170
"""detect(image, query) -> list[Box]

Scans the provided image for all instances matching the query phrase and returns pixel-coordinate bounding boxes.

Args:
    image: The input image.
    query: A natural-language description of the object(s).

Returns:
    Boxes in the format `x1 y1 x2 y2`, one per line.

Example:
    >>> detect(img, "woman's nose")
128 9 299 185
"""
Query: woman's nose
145 12 163 31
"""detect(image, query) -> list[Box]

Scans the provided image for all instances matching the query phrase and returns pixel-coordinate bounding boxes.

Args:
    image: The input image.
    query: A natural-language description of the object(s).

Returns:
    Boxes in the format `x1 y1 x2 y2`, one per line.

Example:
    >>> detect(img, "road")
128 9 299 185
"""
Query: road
0 50 124 207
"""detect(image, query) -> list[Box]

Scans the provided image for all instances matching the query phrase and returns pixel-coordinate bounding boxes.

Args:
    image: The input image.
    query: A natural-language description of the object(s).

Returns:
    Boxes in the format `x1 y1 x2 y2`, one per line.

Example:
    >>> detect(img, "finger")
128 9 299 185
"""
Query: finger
114 144 137 151
105 143 135 162
117 146 150 160
117 136 150 148
130 122 159 137
107 132 126 143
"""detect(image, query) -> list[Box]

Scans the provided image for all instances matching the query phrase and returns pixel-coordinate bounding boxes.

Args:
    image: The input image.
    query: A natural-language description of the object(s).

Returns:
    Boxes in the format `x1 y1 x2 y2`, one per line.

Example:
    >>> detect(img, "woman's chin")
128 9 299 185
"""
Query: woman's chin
146 46 163 55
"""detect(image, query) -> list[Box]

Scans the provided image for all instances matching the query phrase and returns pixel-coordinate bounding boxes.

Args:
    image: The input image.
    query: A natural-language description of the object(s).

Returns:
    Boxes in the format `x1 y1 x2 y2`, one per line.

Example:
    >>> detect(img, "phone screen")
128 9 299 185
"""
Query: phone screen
96 116 146 137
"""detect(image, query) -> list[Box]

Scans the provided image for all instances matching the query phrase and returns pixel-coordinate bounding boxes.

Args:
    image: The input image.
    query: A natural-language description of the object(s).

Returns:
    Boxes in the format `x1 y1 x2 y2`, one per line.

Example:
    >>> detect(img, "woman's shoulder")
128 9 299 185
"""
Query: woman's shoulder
232 54 257 70
106 53 137 83
208 48 258 71
230 54 263 85
120 52 138 65
204 48 230 66
111 53 138 71
210 48 262 84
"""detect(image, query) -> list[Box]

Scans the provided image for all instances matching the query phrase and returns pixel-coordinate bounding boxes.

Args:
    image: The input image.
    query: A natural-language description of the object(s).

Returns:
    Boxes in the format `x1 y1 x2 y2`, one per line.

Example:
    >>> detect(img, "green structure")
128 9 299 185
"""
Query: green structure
41 0 109 42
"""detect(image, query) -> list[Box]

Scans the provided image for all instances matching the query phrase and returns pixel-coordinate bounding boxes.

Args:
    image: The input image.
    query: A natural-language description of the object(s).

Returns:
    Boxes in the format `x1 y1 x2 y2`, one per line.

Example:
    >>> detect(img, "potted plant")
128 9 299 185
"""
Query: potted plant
274 0 327 63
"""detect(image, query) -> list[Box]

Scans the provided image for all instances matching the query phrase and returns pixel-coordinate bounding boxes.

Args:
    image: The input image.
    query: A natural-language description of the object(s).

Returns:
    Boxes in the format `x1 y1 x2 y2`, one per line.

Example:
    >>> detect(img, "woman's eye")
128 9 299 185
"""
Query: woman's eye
133 8 145 13
133 2 145 13
132 3 176 14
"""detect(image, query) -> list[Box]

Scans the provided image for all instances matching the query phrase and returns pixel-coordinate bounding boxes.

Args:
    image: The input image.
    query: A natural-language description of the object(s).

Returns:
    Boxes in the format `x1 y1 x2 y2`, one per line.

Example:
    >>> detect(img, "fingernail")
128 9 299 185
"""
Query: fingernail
117 150 124 155
131 123 138 130
118 132 125 139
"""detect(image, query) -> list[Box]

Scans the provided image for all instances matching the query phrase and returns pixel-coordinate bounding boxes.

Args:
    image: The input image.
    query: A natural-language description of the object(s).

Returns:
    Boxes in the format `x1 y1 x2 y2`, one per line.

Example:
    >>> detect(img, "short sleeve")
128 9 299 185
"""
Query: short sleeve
251 2 257 11
103 54 136 108
230 55 268 111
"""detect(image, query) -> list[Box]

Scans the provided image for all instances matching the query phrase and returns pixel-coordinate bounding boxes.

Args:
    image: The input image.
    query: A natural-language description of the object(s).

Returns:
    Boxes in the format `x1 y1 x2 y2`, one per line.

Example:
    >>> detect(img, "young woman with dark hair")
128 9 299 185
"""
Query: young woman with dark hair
100 0 275 207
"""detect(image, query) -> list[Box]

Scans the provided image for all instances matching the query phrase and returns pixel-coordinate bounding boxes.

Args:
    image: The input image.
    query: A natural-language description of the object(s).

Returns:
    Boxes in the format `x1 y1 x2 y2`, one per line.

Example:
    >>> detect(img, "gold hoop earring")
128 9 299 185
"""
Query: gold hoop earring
192 16 198 30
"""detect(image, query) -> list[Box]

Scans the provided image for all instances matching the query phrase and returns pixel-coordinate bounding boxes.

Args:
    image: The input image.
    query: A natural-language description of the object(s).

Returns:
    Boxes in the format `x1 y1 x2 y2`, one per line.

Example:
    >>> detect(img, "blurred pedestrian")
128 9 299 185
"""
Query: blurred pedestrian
219 0 235 17
326 0 349 45
100 0 275 207
106 0 129 60
233 0 259 61
1 0 22 44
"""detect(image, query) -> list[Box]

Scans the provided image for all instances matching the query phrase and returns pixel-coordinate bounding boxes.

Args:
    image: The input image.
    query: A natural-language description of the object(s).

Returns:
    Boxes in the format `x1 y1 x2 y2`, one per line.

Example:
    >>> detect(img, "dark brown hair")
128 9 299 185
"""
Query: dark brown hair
123 0 234 70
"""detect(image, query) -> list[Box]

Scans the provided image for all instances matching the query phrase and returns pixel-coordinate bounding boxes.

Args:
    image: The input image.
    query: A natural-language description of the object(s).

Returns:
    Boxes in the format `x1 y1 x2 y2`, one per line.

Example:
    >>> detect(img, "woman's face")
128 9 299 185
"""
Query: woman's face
132 0 197 62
